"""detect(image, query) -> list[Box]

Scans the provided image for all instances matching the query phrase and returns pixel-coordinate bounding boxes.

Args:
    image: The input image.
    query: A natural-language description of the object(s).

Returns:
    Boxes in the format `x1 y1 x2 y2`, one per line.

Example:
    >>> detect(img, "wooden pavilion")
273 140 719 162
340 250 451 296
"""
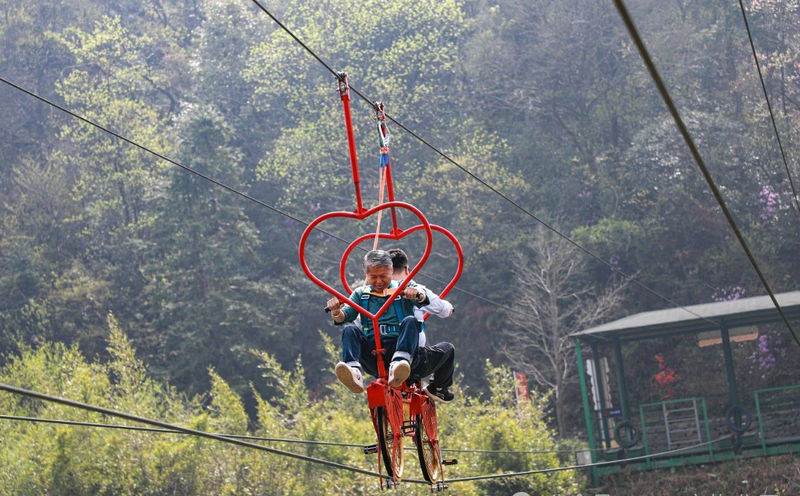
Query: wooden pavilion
571 290 800 482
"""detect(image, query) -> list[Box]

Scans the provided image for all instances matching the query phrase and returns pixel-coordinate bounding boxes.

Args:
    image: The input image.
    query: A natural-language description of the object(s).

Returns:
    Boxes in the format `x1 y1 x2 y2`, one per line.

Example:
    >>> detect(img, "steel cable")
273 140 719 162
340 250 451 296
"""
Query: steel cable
611 0 800 348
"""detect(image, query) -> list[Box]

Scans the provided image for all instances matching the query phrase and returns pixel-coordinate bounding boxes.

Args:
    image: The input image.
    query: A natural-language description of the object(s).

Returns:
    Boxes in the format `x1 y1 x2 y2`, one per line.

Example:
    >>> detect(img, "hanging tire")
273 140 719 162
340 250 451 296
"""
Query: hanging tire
376 406 404 481
725 405 753 433
614 420 640 449
415 411 443 483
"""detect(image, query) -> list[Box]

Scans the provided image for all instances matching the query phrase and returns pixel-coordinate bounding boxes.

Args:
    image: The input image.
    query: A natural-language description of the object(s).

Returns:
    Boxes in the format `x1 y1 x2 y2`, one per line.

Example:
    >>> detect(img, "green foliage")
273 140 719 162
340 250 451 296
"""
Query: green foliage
439 360 581 495
0 326 580 494
3 1 800 492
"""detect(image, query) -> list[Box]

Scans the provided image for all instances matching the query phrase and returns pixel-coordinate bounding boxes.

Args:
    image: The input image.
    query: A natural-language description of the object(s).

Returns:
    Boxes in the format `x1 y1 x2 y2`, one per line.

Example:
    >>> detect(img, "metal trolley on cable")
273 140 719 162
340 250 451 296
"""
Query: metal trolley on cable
298 73 462 490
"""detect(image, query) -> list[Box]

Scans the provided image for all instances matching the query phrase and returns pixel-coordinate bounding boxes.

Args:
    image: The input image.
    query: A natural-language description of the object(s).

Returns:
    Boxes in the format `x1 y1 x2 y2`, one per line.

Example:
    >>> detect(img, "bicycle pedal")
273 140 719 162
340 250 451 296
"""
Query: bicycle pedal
385 479 400 490
363 443 378 454
430 481 448 492
442 459 458 465
402 421 416 435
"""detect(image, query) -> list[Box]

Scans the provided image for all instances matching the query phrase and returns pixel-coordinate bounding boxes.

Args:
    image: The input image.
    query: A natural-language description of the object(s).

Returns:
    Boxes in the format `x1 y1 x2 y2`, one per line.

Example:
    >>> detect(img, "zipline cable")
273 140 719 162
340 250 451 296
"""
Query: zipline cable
737 0 800 216
0 76 532 321
611 0 800 348
0 415 365 448
0 78 320 239
0 414 594 454
0 383 551 486
0 383 402 481
0 389 744 484
445 432 742 482
247 0 771 329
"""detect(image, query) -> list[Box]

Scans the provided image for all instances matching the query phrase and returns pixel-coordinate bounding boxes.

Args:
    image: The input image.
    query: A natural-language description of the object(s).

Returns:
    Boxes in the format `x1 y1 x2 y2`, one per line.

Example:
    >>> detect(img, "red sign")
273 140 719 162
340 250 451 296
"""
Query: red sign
513 371 530 404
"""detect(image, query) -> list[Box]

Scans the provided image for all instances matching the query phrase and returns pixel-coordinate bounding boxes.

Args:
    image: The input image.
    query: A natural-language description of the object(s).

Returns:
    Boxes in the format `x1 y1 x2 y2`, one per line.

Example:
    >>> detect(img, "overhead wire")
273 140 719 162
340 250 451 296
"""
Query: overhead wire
0 414 365 447
611 0 800 348
247 0 734 327
0 385 747 484
737 0 800 216
0 383 401 482
0 414 597 454
0 78 324 240
444 432 742 482
0 76 532 321
0 383 572 485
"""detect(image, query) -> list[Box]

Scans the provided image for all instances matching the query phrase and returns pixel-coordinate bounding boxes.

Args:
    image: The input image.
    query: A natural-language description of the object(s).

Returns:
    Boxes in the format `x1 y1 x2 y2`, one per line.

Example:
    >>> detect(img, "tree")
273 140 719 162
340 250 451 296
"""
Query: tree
0 320 582 495
142 104 271 394
501 228 627 436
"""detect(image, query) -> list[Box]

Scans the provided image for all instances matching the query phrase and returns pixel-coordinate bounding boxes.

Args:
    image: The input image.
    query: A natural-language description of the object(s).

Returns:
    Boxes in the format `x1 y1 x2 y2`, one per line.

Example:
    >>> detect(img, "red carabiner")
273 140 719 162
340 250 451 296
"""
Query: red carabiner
375 101 390 151
373 101 398 233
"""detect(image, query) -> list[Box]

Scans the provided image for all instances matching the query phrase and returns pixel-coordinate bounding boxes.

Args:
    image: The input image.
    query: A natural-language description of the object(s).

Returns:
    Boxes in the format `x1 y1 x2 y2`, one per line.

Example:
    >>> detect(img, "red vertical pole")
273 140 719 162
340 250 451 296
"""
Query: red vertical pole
338 73 365 213
371 315 387 378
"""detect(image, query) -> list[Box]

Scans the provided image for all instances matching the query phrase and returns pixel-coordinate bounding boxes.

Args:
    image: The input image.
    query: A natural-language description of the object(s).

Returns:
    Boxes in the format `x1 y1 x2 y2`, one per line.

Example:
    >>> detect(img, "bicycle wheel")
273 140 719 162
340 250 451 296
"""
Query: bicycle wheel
375 406 404 480
415 401 442 482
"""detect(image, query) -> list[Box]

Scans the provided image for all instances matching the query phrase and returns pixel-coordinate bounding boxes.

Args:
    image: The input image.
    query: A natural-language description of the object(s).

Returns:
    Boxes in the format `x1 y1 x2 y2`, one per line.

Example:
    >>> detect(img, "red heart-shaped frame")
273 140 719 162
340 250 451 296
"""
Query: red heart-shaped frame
298 201 433 323
338 225 463 314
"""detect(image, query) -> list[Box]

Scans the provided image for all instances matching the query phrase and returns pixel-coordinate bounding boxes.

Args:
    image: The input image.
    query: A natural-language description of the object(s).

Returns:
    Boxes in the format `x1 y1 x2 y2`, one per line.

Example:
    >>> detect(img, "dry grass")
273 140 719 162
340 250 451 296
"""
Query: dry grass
595 454 800 495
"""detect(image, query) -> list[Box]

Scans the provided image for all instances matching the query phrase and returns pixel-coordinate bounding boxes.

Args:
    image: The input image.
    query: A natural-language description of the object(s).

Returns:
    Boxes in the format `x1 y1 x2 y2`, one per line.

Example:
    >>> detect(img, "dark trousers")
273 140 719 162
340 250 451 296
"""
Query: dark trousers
409 341 455 390
341 316 454 390
341 315 420 377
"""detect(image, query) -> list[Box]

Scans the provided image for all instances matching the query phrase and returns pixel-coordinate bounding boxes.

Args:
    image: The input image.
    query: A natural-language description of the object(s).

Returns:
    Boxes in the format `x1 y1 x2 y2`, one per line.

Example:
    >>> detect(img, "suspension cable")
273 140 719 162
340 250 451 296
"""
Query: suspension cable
0 414 605 454
246 0 730 328
0 78 314 232
0 384 594 486
0 383 399 480
0 402 744 484
737 0 800 216
0 76 532 321
611 0 800 348
445 432 741 482
0 414 365 447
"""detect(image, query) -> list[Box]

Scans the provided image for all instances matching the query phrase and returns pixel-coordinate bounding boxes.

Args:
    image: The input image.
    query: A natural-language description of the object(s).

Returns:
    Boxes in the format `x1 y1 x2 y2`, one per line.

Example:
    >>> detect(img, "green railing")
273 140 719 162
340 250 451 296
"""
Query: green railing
754 384 800 455
638 397 712 468
587 386 800 477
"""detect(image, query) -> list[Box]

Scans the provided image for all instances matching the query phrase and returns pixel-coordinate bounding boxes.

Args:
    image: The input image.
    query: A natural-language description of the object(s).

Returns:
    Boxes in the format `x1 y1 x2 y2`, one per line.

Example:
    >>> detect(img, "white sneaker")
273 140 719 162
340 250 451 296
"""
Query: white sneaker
387 360 410 388
335 362 364 394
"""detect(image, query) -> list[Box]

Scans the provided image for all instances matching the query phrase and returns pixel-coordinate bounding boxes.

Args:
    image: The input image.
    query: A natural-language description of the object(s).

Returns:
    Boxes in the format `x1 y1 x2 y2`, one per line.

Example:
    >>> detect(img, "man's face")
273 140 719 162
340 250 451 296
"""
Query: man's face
365 265 393 291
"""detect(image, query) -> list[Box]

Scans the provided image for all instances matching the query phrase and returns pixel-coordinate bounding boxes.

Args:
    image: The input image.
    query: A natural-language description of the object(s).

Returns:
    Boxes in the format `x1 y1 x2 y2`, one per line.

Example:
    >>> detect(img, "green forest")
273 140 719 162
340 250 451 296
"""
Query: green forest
2 0 800 493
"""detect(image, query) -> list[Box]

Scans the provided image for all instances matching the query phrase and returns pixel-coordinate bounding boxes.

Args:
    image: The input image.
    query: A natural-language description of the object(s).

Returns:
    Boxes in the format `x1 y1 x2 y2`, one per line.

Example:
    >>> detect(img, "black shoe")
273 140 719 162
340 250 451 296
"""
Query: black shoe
425 386 454 403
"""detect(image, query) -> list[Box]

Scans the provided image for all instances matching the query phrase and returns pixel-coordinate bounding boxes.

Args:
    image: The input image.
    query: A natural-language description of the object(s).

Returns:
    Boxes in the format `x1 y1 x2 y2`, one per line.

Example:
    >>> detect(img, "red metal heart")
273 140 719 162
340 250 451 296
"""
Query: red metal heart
338 225 463 308
298 201 433 323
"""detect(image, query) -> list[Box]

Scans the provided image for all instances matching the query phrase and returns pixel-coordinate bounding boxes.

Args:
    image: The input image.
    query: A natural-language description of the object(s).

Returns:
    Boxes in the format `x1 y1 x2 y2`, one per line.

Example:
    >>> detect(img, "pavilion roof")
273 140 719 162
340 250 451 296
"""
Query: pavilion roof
571 290 800 343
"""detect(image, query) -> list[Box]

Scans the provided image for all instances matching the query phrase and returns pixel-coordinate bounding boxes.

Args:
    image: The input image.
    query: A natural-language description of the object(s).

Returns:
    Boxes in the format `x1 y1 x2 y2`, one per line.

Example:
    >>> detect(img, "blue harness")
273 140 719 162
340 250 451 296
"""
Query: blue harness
360 290 408 338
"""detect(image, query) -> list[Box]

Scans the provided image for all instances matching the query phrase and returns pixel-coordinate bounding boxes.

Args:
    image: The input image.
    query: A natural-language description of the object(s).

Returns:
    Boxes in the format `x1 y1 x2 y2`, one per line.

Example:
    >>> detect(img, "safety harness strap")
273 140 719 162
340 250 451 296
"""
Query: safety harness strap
359 290 409 338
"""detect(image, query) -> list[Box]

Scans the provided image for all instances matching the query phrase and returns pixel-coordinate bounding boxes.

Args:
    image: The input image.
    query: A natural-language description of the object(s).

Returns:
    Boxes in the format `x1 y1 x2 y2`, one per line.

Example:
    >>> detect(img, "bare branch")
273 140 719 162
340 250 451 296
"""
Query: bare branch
499 227 629 435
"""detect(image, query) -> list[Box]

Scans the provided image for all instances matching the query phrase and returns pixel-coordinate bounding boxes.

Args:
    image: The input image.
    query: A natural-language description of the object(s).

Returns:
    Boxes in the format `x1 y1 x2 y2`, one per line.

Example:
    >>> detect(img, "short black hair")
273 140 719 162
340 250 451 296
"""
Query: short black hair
387 248 408 271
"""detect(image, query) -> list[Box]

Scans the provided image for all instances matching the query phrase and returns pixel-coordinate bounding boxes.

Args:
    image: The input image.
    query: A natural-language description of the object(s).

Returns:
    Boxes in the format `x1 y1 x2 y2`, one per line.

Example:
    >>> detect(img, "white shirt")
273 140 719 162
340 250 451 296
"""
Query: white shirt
416 288 454 347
